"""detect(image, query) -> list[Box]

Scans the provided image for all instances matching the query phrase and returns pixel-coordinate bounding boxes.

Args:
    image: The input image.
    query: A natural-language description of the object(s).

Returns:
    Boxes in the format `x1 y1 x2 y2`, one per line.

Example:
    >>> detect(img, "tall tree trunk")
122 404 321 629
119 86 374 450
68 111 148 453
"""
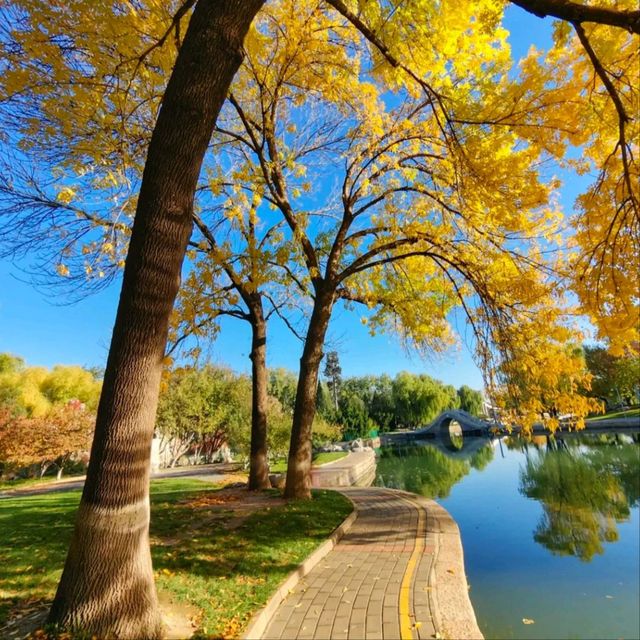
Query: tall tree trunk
284 289 335 499
248 303 271 490
47 2 264 637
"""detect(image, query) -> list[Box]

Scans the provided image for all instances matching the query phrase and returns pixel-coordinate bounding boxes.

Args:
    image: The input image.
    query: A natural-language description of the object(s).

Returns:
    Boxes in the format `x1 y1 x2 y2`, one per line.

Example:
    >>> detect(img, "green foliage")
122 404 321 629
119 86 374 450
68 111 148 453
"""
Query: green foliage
157 366 252 464
338 381 374 438
457 385 484 417
323 351 342 411
583 345 640 407
376 443 494 499
369 375 396 432
157 365 329 464
157 367 249 442
268 368 298 414
311 413 341 447
317 371 483 437
315 380 336 422
391 372 459 429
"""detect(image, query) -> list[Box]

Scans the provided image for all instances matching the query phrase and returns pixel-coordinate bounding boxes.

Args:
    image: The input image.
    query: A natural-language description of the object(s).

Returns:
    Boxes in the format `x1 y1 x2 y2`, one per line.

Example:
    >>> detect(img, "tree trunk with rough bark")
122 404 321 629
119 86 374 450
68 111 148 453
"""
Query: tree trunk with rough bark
284 289 335 499
248 301 271 490
47 2 264 637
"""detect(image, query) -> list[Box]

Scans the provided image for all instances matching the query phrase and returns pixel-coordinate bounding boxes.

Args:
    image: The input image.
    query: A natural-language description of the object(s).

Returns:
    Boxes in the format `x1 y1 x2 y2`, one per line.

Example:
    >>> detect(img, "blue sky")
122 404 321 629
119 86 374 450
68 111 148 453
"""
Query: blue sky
0 7 563 391
0 258 488 388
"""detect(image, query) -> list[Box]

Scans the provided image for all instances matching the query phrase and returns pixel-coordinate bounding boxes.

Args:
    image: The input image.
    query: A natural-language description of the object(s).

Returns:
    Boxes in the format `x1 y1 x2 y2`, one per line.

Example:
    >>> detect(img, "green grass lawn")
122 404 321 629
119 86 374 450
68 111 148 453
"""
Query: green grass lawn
0 478 352 638
0 476 56 492
269 450 348 473
312 451 349 466
588 407 640 421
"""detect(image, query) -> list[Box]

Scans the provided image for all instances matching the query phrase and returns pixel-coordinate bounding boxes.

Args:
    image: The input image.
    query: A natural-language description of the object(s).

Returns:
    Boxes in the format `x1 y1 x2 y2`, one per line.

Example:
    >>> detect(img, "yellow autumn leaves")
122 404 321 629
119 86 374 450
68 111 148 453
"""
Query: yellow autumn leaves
0 0 637 427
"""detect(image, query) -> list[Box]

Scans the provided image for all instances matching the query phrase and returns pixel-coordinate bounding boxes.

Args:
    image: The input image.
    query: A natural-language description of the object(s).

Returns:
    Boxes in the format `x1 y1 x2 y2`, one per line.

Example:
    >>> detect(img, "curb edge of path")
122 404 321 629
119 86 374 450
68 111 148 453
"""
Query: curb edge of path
406 492 484 640
242 493 359 640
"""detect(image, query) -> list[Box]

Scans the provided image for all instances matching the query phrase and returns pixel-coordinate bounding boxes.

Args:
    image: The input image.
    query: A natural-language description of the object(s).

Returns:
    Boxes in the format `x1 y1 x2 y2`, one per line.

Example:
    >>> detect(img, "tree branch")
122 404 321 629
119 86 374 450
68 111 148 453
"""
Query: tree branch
510 0 640 34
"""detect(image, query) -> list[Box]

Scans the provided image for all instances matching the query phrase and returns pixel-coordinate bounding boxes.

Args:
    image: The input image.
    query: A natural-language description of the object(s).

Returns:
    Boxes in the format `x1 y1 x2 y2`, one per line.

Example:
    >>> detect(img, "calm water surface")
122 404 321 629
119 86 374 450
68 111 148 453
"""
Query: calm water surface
375 431 640 640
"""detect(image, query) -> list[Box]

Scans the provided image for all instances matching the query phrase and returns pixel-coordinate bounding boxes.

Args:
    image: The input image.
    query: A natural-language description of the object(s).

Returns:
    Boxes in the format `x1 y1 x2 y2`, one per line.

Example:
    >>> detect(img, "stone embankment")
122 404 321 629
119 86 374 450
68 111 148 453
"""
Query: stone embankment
311 450 377 488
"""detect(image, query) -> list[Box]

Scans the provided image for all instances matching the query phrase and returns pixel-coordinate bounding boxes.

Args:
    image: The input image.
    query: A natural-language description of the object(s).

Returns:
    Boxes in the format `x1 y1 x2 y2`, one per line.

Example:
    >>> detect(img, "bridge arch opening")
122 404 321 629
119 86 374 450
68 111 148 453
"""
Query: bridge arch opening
440 418 464 452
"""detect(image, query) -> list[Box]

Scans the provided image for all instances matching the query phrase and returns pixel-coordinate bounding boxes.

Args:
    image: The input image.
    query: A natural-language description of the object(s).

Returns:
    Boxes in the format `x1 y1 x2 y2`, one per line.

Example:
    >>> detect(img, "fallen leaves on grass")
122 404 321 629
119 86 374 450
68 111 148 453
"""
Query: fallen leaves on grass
235 575 265 586
222 616 243 639
180 493 241 509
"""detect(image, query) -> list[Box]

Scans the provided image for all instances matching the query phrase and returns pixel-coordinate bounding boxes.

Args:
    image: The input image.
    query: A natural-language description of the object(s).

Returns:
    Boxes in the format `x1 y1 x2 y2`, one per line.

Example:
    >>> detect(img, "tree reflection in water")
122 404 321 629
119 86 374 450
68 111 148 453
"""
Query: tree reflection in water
518 434 640 562
376 442 494 499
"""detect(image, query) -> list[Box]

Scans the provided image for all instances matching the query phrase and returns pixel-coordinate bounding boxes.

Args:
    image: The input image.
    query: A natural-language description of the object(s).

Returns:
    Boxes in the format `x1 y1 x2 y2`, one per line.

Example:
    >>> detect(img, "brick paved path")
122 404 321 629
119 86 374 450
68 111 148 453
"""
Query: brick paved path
261 488 437 640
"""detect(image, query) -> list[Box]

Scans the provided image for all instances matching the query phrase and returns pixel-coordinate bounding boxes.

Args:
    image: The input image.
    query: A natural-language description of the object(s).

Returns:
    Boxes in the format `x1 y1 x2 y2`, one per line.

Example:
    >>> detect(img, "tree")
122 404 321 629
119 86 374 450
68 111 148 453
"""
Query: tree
0 363 49 417
14 2 264 636
583 345 640 406
268 368 298 414
457 385 484 417
0 0 636 631
392 373 459 429
0 355 101 418
315 380 336 422
156 367 234 467
520 441 638 561
40 365 101 411
377 443 493 499
369 374 396 432
338 383 372 438
324 0 639 355
0 353 24 374
0 402 94 478
210 0 596 499
323 351 343 412
167 182 301 488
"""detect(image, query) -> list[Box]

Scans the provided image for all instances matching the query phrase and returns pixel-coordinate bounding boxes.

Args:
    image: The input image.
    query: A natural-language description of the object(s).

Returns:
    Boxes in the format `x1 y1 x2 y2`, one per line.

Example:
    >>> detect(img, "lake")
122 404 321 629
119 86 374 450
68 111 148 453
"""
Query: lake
375 431 640 640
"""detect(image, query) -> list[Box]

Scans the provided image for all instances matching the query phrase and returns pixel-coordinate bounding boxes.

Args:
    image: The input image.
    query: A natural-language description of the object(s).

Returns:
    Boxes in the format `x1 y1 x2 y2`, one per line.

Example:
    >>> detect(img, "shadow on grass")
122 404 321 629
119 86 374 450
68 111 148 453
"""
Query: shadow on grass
0 480 352 639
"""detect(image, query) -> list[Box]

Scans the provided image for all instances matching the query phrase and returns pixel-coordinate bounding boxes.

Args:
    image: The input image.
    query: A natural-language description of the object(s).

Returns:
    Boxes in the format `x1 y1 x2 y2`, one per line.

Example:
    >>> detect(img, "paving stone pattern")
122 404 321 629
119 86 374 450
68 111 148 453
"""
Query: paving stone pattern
261 488 437 640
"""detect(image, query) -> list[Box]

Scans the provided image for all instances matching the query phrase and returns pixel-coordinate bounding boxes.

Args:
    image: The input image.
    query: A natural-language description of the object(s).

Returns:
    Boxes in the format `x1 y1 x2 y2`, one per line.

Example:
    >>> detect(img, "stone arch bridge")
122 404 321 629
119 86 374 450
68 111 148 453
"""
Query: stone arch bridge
379 409 494 457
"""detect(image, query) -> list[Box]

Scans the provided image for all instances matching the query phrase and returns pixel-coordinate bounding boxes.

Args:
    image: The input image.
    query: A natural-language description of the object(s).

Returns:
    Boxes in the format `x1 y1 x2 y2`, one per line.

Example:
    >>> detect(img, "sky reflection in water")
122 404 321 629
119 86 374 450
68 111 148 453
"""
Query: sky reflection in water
375 431 640 640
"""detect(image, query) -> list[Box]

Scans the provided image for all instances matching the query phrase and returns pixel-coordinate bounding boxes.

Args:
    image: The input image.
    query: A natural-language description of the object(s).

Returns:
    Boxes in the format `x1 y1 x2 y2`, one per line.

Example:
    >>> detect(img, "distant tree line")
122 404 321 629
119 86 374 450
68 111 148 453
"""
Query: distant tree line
319 373 484 438
150 364 486 466
0 351 487 476
155 366 338 468
315 352 484 438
